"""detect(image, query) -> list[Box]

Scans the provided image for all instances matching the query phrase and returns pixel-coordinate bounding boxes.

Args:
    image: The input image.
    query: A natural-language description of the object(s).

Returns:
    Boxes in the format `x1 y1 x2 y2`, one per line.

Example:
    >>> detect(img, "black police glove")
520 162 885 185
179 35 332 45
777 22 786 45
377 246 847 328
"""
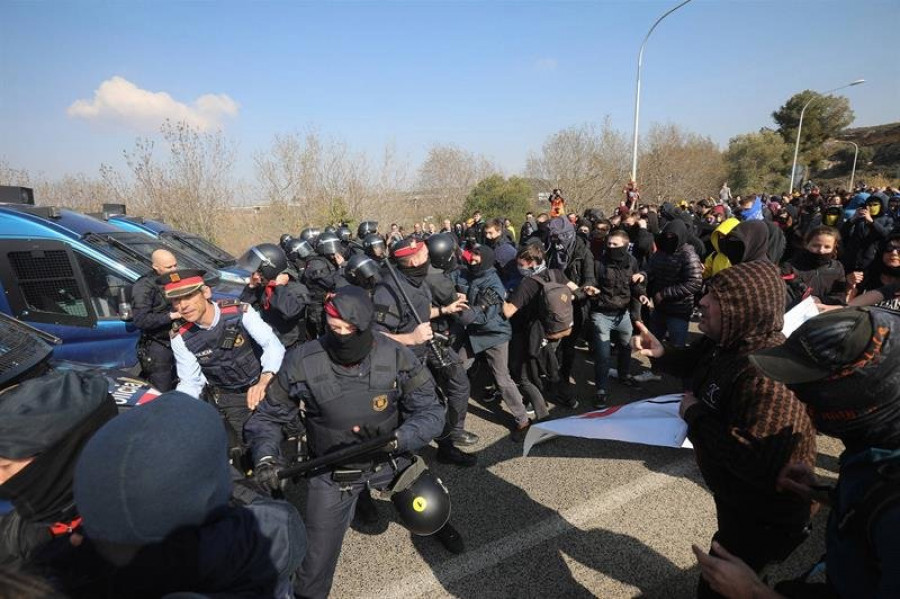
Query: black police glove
476 287 503 309
254 456 283 494
353 425 399 452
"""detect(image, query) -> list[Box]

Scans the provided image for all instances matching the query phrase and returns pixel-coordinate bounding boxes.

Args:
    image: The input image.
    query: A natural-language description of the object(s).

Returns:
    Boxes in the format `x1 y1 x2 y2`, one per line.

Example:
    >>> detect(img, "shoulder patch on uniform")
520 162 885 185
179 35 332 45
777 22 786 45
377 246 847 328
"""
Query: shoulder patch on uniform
217 298 241 308
177 322 194 336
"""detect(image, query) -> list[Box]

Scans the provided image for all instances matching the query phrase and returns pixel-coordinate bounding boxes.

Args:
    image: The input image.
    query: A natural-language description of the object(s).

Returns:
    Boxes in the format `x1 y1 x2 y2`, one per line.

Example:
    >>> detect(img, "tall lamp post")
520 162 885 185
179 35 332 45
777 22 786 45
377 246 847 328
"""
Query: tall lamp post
629 0 693 184
787 79 865 193
834 140 860 191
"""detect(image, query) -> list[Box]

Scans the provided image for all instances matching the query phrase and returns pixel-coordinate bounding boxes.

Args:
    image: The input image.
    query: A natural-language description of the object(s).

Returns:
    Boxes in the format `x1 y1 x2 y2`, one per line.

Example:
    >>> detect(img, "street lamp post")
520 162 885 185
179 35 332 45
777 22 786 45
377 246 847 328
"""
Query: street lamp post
629 0 693 185
834 140 860 191
787 79 865 193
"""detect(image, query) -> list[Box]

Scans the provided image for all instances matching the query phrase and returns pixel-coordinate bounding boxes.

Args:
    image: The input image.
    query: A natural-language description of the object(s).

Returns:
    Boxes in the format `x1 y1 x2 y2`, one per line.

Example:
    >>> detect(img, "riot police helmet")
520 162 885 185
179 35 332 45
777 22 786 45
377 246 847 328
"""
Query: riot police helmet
279 233 293 251
391 465 451 536
337 225 352 243
299 227 321 245
357 220 378 239
345 253 381 287
287 238 315 261
323 225 338 236
363 233 387 260
316 231 342 256
237 243 288 281
426 233 457 270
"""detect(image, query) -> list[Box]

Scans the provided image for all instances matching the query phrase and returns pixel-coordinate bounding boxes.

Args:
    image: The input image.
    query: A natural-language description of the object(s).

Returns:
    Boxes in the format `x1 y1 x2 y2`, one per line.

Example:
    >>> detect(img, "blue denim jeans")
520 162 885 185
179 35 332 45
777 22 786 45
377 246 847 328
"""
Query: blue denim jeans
590 311 633 393
648 311 690 348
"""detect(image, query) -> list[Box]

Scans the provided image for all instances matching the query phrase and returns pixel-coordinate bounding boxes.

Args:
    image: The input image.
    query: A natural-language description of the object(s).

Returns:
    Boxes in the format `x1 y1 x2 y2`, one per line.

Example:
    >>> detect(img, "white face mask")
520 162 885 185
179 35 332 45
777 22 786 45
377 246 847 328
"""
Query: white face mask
518 262 547 277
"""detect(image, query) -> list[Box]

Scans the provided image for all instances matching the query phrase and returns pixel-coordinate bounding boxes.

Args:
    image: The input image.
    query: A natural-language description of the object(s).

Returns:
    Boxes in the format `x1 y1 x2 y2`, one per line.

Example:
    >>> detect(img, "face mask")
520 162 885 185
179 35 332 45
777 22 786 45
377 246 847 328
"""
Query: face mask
606 246 629 264
802 249 831 267
823 213 840 226
396 262 430 287
322 328 374 366
656 234 679 254
518 262 547 277
868 203 882 217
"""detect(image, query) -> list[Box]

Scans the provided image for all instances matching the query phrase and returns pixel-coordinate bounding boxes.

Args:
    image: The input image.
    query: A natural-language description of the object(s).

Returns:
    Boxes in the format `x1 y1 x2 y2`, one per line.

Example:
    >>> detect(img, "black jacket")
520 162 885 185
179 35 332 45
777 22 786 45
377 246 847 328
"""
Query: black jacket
646 221 703 318
131 273 173 344
239 274 310 348
590 252 645 323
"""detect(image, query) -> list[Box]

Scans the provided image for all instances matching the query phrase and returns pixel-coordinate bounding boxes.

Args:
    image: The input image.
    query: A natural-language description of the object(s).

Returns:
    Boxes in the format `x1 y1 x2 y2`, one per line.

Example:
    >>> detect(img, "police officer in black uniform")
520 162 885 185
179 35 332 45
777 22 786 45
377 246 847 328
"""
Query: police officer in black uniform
373 237 477 466
245 286 447 599
163 269 285 448
238 243 310 351
303 231 348 339
131 248 180 391
286 238 316 277
344 253 382 292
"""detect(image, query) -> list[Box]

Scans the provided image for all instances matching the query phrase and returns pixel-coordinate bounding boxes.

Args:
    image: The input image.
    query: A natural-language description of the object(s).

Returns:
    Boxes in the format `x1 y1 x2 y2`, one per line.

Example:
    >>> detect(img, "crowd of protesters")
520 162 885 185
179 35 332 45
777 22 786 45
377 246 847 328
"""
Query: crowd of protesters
1 180 898 599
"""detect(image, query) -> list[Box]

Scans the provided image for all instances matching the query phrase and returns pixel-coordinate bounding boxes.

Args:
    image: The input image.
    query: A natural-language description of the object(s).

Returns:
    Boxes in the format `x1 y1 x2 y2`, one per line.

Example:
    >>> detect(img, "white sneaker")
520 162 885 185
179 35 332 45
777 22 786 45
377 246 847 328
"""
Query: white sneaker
633 371 662 383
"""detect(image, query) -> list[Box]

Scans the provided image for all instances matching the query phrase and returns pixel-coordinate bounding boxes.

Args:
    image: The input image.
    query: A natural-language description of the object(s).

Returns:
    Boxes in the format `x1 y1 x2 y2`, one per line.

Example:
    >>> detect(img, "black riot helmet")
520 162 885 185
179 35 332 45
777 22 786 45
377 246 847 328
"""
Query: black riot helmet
323 225 338 236
279 233 293 252
363 233 387 260
300 227 321 245
238 243 288 280
426 233 456 270
287 238 315 261
345 253 381 288
316 231 342 256
390 460 451 536
337 225 352 243
357 220 378 239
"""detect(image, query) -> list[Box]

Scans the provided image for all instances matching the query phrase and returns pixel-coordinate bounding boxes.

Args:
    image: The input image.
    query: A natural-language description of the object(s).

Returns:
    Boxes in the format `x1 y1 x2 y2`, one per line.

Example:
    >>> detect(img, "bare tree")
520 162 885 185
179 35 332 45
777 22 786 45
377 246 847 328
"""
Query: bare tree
525 119 629 215
110 120 236 242
639 123 725 203
417 144 499 220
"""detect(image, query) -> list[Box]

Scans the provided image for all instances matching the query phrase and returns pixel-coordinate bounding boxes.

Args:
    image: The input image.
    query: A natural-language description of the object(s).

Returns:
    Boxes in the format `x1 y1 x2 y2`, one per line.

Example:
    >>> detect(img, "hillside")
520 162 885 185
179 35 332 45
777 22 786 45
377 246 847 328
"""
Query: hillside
816 122 900 186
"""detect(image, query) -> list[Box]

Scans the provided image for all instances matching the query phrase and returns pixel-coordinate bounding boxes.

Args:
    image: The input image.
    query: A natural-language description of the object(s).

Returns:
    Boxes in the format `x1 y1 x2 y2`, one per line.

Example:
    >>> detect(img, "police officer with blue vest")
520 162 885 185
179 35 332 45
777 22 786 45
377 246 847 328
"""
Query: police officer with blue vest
161 269 285 446
245 286 448 599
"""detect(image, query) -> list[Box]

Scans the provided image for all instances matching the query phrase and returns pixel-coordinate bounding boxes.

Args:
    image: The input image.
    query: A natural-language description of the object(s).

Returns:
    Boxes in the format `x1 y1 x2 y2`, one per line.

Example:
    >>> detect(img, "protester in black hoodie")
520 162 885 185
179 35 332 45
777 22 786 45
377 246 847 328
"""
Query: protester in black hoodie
782 226 847 308
842 192 895 273
646 219 703 347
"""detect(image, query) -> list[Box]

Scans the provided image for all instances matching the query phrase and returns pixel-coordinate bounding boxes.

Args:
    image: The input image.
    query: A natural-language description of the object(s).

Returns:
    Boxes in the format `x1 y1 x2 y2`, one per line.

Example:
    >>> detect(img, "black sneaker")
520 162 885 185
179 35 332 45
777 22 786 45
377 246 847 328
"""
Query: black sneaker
436 444 477 467
593 390 609 409
524 402 536 419
620 375 642 389
450 430 480 447
434 522 465 554
354 490 379 525
510 422 531 442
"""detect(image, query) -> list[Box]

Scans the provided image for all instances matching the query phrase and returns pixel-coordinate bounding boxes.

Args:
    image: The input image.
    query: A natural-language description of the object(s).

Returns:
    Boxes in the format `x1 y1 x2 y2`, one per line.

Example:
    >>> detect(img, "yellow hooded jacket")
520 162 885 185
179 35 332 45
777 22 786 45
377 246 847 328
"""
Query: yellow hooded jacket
703 217 741 279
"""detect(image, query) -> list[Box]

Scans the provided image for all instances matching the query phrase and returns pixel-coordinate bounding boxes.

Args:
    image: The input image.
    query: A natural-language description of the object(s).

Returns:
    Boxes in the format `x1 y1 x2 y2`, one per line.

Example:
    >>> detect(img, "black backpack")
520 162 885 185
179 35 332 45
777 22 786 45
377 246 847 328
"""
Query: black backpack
531 271 574 340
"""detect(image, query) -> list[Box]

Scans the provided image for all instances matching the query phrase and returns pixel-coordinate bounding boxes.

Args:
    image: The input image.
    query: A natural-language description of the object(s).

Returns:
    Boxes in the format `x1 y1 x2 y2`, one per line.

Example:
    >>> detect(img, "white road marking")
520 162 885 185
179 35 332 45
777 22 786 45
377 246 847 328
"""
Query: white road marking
363 456 696 599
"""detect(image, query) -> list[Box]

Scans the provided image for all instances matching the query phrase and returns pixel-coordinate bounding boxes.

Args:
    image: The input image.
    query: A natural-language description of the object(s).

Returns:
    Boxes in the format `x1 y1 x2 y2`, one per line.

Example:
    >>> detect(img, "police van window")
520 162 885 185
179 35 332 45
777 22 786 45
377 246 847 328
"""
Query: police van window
74 253 129 319
8 249 89 318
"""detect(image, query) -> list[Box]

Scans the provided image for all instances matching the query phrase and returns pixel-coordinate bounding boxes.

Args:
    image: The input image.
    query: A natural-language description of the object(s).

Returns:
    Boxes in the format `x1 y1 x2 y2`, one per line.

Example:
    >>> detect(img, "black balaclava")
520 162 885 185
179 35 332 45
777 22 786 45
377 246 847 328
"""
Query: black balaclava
656 219 686 254
0 372 117 522
322 286 376 365
467 246 495 278
605 244 630 267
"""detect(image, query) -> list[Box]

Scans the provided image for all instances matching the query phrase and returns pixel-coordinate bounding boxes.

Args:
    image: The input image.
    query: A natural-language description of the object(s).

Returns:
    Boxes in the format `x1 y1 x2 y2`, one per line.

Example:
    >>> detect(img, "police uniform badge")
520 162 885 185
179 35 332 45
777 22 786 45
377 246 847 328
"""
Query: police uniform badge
233 333 245 348
372 394 389 412
169 273 181 283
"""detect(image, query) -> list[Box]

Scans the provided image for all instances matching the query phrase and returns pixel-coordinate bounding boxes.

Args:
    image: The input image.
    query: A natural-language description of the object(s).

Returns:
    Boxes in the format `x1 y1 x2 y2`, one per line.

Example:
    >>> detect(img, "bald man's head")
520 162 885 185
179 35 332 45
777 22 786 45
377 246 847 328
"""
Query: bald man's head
151 249 178 276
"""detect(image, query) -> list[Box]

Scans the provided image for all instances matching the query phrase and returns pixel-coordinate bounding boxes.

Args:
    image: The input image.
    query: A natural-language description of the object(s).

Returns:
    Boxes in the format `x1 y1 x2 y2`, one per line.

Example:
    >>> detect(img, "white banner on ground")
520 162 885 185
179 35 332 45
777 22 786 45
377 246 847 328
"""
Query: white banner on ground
522 394 693 457
782 296 819 338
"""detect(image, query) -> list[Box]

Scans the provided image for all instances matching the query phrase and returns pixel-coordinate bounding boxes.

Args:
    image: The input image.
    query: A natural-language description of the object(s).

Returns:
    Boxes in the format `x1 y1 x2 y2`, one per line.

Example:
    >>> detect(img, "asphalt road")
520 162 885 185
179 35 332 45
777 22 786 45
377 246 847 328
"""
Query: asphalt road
291 339 842 599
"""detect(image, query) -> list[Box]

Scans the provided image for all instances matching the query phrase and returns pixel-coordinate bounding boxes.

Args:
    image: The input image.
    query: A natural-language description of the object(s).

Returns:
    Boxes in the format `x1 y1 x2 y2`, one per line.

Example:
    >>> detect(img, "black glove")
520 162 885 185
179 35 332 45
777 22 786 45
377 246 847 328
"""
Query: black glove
254 456 282 494
353 425 399 452
476 287 503 309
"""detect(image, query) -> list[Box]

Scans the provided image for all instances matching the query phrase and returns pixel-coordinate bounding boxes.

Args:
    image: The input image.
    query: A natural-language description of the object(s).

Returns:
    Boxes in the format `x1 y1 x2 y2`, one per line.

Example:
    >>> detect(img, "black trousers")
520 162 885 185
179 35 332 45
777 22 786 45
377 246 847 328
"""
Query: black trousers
428 346 470 442
138 338 176 392
211 390 253 456
295 461 405 599
697 496 810 599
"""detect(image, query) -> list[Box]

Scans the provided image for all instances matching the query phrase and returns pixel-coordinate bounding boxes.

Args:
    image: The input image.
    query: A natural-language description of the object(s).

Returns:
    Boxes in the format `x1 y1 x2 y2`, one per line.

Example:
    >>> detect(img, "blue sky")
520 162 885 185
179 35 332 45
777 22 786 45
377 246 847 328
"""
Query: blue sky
1 0 897 183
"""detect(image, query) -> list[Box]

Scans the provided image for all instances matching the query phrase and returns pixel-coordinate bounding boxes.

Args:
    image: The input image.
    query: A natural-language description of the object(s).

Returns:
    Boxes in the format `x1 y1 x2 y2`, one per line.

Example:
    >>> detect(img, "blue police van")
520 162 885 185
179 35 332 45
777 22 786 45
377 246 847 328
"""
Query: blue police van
94 204 250 285
0 188 243 368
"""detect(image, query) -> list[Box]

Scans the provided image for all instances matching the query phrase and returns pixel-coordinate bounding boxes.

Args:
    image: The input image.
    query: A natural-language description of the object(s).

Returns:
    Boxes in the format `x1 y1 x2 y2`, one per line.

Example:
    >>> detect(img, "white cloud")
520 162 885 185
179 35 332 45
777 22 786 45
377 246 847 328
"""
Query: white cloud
67 76 239 131
534 58 558 72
